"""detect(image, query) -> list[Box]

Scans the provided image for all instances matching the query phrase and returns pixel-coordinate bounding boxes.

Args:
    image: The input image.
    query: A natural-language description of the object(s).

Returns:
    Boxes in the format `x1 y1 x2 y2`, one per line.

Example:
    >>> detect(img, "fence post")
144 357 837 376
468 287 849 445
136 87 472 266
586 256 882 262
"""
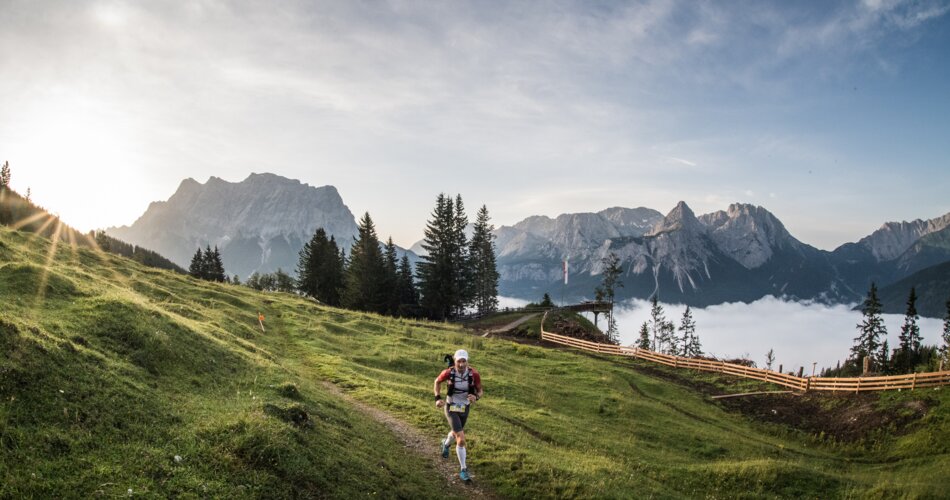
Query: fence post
856 378 861 394
778 364 783 375
862 356 870 376
797 367 804 378
805 377 811 392
912 372 918 391
720 361 726 373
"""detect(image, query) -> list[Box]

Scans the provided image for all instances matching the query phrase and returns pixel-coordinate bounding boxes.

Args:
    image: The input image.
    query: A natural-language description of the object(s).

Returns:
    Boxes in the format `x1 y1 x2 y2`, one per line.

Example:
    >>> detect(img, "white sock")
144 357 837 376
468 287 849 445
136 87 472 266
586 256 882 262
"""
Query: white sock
444 432 454 447
456 446 467 470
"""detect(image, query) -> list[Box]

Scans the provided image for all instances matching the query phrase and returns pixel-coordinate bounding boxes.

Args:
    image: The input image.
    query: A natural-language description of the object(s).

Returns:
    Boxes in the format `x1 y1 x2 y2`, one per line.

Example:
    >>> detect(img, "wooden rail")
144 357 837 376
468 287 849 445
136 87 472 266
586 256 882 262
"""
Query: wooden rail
540 319 950 393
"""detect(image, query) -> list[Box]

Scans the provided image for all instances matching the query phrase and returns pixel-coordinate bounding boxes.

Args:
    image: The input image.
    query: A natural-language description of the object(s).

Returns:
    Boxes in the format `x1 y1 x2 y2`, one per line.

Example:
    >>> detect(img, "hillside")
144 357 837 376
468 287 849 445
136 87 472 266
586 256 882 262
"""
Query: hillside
2 225 949 497
878 260 950 318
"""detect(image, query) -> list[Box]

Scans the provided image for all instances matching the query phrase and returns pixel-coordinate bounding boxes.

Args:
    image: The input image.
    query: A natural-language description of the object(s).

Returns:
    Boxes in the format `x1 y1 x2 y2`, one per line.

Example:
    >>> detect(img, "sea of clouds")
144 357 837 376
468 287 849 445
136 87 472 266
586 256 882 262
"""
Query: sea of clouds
498 295 945 372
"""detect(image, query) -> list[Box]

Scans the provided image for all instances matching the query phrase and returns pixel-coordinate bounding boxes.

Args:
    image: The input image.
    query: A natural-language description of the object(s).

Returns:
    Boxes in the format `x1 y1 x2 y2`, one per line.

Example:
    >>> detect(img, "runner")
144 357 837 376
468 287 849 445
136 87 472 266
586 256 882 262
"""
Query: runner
434 349 483 482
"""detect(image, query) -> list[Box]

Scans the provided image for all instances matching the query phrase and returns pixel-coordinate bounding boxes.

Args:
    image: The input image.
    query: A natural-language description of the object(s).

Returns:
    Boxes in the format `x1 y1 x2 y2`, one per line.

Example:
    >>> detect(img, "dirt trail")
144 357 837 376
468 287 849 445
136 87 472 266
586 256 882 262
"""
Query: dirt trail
321 381 498 499
481 313 537 337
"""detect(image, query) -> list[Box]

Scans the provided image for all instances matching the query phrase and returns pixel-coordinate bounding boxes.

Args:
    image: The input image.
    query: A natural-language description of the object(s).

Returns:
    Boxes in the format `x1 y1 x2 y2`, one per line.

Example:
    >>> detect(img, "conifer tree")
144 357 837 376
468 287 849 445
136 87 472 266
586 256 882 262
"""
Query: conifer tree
765 349 775 370
877 339 891 374
851 282 886 370
396 254 418 314
469 205 499 315
452 194 472 316
647 295 672 352
637 322 651 349
0 161 10 189
343 212 386 313
679 306 700 357
382 237 400 315
941 298 950 365
189 248 205 279
296 228 344 306
232 274 241 286
418 194 458 320
896 287 922 373
539 293 553 308
594 252 623 343
275 268 295 293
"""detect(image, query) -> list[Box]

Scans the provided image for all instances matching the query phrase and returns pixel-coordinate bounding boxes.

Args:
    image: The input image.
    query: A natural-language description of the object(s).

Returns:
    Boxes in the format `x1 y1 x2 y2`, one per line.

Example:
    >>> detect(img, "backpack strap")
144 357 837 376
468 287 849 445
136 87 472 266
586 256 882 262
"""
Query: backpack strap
447 367 457 396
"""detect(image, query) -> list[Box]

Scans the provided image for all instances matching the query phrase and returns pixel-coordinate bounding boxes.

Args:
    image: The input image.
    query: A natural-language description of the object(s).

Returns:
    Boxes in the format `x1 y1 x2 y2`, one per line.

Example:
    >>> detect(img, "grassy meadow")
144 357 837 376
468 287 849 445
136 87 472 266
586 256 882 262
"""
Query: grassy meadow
1 225 949 498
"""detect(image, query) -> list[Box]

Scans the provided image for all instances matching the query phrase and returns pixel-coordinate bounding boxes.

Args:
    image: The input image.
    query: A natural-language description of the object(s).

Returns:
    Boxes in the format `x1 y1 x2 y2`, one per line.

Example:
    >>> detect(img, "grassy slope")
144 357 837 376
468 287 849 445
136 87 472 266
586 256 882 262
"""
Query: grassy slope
2 226 949 498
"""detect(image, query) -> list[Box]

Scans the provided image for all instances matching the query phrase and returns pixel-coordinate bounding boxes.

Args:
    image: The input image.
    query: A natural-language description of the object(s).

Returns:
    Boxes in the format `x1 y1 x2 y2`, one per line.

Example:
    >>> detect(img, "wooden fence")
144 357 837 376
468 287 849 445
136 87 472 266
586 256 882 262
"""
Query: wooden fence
540 328 950 393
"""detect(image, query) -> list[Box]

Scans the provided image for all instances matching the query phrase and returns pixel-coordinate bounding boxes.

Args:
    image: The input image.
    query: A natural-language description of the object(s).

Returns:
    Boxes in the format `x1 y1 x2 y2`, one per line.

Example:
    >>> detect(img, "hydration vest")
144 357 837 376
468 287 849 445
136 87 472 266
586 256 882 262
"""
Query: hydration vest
446 367 476 397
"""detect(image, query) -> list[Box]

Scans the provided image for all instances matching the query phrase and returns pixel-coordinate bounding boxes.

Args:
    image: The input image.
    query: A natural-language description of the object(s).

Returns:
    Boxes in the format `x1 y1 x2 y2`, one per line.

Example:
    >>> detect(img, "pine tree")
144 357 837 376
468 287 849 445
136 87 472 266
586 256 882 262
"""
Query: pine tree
594 252 623 343
637 322 651 349
469 205 499 315
679 306 700 357
0 161 10 189
189 248 205 279
851 282 886 370
232 274 241 286
896 287 922 373
343 212 386 313
765 349 775 371
539 293 554 308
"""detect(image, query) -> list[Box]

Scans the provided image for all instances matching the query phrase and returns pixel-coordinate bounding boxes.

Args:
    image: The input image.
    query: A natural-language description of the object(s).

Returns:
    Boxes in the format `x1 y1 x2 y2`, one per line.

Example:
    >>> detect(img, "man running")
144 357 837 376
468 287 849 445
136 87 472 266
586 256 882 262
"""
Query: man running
434 349 483 482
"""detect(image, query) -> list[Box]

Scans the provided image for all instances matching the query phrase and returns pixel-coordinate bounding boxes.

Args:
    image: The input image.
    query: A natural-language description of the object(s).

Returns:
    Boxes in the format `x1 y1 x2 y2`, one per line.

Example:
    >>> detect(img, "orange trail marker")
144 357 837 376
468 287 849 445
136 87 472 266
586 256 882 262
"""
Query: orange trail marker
258 312 265 333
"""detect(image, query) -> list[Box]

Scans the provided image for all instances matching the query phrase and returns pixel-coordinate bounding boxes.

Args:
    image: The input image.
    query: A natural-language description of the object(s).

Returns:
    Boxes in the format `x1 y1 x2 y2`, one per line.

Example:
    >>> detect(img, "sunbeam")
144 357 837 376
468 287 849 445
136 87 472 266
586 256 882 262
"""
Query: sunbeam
32 218 64 311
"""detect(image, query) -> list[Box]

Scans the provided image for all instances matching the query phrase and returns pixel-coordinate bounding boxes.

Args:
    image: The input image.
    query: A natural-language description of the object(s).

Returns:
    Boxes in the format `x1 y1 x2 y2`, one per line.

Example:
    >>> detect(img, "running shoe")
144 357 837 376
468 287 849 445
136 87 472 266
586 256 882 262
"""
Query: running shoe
459 469 471 482
440 440 450 459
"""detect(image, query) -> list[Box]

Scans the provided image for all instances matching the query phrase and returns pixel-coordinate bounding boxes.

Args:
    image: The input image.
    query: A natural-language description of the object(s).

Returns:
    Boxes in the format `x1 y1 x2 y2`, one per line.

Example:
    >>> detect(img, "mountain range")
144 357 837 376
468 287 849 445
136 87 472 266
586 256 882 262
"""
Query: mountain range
107 173 950 317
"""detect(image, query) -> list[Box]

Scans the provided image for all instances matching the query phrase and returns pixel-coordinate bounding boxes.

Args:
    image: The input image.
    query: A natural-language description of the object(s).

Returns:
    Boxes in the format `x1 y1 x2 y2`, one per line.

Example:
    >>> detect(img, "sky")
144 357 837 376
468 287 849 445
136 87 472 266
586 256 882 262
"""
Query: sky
1 0 949 249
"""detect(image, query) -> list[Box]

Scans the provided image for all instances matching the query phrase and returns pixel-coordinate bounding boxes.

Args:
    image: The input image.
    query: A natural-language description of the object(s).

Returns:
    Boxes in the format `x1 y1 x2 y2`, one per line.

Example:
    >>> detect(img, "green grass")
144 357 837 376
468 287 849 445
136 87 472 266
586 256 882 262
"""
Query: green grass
2 225 949 498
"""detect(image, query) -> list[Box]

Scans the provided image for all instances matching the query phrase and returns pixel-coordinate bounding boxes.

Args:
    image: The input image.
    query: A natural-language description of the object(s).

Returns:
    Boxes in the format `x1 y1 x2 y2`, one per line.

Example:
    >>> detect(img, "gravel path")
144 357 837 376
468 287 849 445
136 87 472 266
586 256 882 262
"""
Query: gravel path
321 381 498 499
481 313 538 337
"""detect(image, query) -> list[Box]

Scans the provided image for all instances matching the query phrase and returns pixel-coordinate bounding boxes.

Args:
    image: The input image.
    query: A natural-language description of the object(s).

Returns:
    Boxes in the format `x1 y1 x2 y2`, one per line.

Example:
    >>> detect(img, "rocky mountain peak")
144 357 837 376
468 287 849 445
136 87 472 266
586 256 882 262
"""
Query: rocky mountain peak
858 212 950 262
698 203 797 269
649 201 705 236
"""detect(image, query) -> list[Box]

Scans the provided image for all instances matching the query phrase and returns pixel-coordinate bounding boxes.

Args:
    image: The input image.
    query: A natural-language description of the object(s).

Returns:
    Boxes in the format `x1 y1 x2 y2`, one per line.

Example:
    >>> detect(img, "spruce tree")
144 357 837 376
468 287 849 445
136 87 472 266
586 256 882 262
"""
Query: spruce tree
296 228 344 305
232 274 241 286
396 254 418 314
0 161 10 189
896 287 921 373
469 205 499 315
851 282 886 370
637 322 651 349
453 194 472 316
877 339 891 375
647 295 669 352
189 248 205 279
275 268 295 293
941 298 950 365
594 252 623 343
343 212 386 313
679 306 699 357
382 237 400 315
297 228 327 298
211 246 226 281
417 194 457 320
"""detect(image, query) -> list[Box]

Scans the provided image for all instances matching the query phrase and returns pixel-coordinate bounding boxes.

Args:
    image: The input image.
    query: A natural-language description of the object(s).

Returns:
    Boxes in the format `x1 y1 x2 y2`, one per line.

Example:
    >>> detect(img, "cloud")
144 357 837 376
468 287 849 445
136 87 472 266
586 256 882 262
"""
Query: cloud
613 296 945 370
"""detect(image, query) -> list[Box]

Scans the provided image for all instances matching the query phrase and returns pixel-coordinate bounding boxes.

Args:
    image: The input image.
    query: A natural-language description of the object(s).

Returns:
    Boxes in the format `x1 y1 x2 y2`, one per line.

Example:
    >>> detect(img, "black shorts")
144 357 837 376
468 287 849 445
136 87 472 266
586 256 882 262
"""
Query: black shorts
444 403 471 433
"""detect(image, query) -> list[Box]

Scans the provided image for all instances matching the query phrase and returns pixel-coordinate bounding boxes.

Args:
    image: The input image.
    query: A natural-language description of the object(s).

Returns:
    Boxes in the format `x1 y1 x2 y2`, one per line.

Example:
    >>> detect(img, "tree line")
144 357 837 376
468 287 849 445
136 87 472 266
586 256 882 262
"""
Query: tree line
830 282 950 376
237 193 500 321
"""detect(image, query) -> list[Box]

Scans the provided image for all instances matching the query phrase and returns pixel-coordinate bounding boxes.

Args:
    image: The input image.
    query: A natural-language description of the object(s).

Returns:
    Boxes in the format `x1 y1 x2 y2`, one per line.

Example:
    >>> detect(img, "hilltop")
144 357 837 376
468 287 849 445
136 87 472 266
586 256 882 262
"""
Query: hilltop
1 225 949 497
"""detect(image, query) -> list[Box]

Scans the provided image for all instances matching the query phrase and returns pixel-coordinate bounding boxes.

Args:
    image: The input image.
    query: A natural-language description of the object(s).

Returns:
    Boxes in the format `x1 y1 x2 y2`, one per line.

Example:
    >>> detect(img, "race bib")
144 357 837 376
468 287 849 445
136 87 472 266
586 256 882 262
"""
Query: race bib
448 404 466 413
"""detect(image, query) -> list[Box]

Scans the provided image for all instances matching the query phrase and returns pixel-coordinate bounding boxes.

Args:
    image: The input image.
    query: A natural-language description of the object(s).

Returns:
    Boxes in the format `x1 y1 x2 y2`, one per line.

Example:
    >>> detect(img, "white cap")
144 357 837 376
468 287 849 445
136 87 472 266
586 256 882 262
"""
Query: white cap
454 349 469 361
